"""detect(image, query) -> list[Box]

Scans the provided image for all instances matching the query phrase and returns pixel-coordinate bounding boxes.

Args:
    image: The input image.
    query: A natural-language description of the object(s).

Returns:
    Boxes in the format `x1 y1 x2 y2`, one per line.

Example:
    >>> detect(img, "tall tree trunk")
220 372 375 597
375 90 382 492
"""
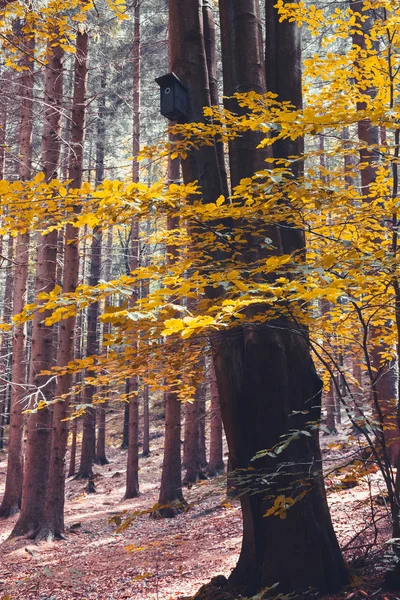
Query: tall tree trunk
142 384 150 456
325 379 337 434
183 356 206 483
11 37 64 537
125 1 141 498
121 403 129 449
76 68 105 482
36 31 88 541
125 220 140 499
207 357 224 476
68 229 88 478
0 234 14 450
184 0 348 595
0 28 35 516
155 130 186 516
198 383 207 469
95 225 113 466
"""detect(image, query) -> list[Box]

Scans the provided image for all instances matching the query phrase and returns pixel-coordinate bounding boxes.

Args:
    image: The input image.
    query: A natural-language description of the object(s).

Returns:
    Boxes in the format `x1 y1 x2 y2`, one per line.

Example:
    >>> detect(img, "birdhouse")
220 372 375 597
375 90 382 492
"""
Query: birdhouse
155 72 189 123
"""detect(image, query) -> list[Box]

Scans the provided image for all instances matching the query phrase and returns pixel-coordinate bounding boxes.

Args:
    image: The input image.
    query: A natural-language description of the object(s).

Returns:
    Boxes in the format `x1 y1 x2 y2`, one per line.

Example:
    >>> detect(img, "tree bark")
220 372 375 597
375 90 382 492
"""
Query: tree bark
11 37 64 537
95 226 113 466
0 28 34 516
169 0 349 595
207 357 224 476
76 67 105 482
124 0 141 499
156 123 186 516
142 384 150 457
35 31 88 541
0 234 14 450
121 403 129 449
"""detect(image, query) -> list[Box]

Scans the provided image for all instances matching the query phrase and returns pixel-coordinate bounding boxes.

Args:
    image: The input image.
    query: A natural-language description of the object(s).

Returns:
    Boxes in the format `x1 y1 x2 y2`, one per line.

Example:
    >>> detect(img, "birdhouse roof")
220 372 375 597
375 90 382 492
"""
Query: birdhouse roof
155 72 187 90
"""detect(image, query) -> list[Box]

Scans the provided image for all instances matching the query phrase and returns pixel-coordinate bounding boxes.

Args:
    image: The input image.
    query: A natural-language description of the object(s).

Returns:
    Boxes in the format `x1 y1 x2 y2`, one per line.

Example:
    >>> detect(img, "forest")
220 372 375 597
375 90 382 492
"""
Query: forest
2 0 400 598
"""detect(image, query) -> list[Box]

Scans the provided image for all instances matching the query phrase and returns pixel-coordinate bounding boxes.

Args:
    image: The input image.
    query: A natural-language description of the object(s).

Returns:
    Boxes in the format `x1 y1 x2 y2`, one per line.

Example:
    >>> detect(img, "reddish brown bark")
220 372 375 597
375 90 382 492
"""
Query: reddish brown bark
11 37 64 538
76 67 105 482
167 0 348 594
125 375 139 499
183 396 199 484
125 219 140 499
0 28 34 516
142 384 150 457
156 124 185 516
0 234 14 450
95 225 113 466
125 0 141 499
35 31 88 541
207 358 224 476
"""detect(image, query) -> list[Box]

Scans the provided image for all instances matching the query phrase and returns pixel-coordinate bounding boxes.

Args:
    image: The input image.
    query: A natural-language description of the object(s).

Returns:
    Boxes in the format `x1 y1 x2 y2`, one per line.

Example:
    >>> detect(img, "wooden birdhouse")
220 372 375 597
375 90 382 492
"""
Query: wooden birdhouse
155 72 189 123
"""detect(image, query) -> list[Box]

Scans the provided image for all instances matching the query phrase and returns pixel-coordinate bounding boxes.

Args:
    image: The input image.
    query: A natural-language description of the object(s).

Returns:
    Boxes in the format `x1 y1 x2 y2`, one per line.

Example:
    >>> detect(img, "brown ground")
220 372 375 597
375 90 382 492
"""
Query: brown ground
0 420 400 600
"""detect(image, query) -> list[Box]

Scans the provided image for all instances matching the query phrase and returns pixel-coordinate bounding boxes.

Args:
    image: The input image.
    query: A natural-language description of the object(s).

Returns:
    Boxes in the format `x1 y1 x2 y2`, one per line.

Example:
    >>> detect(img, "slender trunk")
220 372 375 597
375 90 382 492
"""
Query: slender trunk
68 233 87 478
202 0 228 197
11 38 63 538
325 380 337 434
76 67 105 482
0 235 14 450
35 32 88 540
142 383 150 456
125 0 141 499
68 418 78 477
95 226 113 466
125 376 139 498
156 126 186 516
198 383 207 469
207 357 224 476
183 397 199 483
0 75 7 179
125 217 140 497
121 403 129 449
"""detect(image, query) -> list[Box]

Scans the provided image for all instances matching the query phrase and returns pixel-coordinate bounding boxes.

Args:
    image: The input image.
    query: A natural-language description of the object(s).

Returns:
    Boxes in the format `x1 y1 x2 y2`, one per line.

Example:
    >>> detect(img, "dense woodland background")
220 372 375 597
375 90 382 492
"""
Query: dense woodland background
1 0 400 598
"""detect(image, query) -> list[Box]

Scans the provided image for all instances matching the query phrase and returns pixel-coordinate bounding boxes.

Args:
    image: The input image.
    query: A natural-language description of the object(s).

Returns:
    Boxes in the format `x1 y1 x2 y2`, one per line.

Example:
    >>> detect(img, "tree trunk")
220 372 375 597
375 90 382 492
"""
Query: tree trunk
169 0 348 595
11 37 63 538
35 31 88 541
156 118 186 515
121 403 129 449
125 376 139 498
0 29 35 516
183 397 199 484
156 390 185 517
202 0 228 197
213 325 348 595
142 384 150 457
68 417 78 477
76 67 105 482
198 383 207 470
125 214 140 496
207 358 224 476
0 234 14 450
325 379 337 435
124 0 141 499
95 226 112 466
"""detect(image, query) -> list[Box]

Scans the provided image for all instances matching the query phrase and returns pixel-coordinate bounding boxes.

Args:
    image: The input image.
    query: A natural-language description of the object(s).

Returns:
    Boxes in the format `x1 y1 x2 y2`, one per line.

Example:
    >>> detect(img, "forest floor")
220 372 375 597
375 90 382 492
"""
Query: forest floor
0 417 399 600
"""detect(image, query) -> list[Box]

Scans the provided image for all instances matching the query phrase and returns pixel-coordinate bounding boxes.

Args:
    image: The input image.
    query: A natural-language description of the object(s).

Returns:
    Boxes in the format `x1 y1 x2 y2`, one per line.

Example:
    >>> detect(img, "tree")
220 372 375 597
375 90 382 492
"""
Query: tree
0 20 34 517
11 32 64 537
168 0 349 595
35 29 88 541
